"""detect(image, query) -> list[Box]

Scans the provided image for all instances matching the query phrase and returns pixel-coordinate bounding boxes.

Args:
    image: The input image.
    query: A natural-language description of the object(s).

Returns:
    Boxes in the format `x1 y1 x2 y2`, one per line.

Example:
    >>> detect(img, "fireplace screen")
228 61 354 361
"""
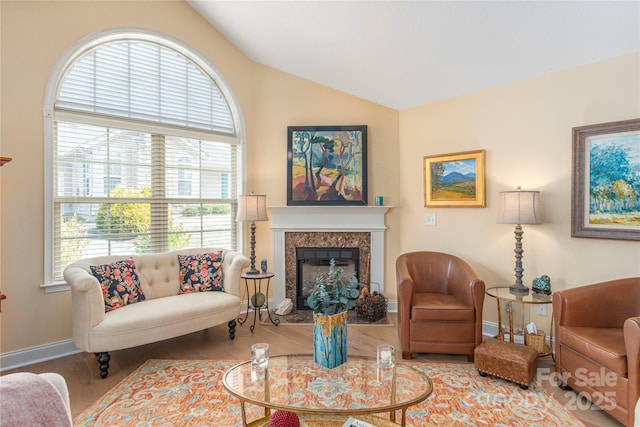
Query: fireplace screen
297 247 359 310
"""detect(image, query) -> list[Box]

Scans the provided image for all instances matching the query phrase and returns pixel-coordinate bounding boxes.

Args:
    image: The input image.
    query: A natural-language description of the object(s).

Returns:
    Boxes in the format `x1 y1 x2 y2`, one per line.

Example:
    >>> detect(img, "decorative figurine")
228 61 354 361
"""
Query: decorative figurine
532 275 551 295
261 259 268 274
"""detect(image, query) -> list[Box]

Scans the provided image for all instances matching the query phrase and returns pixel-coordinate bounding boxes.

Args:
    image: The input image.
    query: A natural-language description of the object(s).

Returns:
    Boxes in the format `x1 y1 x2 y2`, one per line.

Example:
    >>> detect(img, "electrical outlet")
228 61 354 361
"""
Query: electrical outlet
425 213 436 226
537 305 547 316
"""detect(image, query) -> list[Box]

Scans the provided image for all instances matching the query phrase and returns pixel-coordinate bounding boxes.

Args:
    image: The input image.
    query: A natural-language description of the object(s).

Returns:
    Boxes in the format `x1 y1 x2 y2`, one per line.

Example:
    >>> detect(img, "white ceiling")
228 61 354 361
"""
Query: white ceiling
188 1 640 110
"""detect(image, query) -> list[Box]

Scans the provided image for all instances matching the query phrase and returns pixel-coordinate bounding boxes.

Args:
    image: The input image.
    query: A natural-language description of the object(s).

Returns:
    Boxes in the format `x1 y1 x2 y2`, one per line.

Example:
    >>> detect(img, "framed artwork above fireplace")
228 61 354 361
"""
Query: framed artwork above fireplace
287 125 368 206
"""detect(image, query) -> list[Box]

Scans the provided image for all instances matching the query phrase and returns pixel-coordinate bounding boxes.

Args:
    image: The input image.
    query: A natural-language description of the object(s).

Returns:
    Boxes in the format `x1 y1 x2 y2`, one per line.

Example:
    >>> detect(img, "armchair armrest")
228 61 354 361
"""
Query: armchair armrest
625 316 640 425
395 256 415 351
395 256 415 307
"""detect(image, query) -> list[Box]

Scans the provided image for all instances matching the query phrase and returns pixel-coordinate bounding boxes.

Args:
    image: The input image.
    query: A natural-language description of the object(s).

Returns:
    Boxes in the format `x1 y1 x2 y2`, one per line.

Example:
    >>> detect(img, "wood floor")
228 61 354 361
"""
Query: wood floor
4 313 622 426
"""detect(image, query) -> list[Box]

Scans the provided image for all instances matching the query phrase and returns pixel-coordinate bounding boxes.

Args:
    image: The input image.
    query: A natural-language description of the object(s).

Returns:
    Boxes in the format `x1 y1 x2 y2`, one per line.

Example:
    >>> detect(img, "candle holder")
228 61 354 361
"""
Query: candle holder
377 344 394 368
251 343 269 368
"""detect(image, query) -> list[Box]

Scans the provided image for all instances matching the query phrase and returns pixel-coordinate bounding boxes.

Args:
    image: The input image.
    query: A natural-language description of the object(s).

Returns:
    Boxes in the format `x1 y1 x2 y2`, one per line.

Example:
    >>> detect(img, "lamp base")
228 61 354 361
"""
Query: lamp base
509 284 530 294
245 268 261 275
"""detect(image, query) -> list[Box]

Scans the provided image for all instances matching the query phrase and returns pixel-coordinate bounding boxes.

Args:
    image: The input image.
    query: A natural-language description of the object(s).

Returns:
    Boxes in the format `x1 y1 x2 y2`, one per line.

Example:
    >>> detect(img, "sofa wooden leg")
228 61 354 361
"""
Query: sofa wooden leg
467 354 474 363
402 352 413 360
228 319 237 340
97 352 110 379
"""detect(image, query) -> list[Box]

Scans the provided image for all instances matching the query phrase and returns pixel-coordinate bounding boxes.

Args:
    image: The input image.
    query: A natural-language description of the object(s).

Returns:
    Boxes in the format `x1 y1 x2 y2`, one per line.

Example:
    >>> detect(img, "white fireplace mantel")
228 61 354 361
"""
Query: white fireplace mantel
269 206 391 306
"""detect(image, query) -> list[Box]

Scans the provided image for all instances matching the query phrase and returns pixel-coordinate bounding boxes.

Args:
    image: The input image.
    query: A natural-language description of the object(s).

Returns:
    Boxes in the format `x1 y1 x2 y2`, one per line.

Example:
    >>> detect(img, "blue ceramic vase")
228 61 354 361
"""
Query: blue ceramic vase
313 311 348 369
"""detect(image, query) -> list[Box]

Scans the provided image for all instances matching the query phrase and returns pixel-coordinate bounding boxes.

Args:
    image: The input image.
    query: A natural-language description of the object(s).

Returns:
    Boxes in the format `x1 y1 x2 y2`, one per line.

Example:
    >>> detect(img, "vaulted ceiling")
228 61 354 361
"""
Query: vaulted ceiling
188 1 639 110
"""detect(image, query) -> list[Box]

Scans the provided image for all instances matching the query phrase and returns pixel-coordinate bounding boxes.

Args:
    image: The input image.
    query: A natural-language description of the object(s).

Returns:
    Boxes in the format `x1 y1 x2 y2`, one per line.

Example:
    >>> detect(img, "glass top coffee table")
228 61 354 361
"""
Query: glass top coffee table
223 354 432 426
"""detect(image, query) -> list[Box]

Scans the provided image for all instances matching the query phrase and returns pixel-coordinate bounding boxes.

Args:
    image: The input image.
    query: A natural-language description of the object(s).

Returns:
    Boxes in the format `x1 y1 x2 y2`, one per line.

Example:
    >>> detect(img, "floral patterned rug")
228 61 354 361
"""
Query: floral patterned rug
74 359 583 427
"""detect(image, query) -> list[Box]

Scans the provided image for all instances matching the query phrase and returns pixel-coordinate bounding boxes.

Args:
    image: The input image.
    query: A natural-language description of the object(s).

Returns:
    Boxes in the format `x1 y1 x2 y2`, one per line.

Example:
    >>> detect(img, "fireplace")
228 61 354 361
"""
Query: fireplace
269 206 391 309
296 247 360 310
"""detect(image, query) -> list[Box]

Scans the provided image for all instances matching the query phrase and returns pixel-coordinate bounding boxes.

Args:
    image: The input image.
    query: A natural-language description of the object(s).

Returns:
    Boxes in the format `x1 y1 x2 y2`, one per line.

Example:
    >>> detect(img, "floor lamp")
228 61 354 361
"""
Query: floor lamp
236 194 268 275
497 187 541 294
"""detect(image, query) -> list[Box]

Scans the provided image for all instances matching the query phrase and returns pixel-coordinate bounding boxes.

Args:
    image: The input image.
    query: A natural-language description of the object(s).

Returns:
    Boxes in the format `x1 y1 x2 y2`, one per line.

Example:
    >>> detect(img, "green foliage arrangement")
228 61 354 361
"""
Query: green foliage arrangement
305 259 361 316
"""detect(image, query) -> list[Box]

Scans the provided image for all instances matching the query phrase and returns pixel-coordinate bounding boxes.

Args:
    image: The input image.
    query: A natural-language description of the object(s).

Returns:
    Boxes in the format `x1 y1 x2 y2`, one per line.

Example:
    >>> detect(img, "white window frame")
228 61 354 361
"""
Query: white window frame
42 27 247 292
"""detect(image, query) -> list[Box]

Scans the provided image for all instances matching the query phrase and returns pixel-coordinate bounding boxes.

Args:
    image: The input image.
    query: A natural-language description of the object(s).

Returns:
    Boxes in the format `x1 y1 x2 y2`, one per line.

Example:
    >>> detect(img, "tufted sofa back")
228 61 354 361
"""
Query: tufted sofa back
64 247 244 299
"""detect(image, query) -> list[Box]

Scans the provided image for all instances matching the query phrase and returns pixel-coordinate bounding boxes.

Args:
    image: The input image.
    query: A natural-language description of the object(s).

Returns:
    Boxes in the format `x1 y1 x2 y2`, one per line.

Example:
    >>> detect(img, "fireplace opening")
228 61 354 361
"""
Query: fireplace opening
296 247 360 310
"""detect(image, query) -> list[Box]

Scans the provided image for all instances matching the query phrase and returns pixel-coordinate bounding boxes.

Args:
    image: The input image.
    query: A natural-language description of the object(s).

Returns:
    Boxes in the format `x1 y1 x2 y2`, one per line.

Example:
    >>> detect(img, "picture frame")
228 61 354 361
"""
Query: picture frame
287 125 367 206
423 150 486 207
571 118 640 241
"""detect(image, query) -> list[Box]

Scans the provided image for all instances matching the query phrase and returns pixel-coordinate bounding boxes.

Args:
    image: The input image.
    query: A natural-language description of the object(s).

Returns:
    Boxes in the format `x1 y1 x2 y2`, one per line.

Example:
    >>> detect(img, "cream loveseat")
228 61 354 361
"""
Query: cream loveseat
64 248 249 379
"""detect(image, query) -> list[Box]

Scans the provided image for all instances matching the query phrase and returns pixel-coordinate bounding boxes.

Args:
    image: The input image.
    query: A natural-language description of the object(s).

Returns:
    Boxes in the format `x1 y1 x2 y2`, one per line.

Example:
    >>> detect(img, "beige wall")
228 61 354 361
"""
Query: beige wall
399 53 640 325
0 1 398 356
1 0 638 359
248 64 401 295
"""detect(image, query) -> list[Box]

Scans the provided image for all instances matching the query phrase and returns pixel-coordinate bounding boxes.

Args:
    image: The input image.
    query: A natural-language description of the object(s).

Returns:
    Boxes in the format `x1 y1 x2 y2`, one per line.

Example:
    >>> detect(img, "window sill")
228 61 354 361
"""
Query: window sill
40 282 70 293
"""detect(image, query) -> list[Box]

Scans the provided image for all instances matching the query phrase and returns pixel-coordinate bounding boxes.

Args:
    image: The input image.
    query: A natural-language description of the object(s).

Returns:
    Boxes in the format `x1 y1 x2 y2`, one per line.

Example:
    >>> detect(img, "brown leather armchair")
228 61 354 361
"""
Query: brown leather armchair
553 277 640 426
396 251 485 361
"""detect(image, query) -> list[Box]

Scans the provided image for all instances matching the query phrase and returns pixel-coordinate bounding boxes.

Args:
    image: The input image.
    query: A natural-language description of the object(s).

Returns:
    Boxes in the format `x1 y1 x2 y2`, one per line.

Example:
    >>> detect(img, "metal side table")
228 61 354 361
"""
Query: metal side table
238 272 280 332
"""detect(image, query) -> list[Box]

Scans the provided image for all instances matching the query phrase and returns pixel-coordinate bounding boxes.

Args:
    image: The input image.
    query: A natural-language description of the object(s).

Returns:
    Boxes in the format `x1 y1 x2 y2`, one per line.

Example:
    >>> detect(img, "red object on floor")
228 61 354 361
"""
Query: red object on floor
268 410 300 427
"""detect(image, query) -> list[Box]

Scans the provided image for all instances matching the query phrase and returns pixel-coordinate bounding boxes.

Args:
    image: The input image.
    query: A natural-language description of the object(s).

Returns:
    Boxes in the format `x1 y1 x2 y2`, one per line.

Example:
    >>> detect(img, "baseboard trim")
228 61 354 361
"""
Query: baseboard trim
482 321 555 347
0 339 81 372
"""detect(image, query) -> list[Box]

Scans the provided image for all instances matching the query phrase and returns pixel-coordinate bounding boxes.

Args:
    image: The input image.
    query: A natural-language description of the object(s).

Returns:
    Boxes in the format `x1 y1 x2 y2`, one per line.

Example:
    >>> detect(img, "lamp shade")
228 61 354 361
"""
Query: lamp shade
497 190 541 225
236 194 268 222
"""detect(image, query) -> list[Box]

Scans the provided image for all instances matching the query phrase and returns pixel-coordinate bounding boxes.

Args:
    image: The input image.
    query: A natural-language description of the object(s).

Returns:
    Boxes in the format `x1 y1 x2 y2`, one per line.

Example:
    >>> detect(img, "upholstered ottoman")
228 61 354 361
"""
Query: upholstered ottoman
474 339 538 389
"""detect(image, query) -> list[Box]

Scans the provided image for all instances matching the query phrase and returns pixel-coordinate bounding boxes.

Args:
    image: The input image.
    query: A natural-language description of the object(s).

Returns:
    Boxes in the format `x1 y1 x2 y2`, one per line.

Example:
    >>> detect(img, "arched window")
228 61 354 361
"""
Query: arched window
43 29 245 289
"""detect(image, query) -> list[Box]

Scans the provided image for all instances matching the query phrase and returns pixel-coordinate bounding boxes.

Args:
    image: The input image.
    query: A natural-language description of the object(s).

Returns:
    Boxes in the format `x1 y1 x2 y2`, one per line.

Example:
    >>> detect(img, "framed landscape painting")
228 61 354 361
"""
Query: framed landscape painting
287 125 367 206
571 118 640 241
423 150 486 207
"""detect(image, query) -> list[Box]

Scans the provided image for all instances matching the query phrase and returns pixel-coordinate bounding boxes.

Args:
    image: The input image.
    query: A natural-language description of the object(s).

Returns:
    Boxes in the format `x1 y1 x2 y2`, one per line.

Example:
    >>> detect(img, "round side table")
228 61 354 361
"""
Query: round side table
485 287 553 357
238 272 280 332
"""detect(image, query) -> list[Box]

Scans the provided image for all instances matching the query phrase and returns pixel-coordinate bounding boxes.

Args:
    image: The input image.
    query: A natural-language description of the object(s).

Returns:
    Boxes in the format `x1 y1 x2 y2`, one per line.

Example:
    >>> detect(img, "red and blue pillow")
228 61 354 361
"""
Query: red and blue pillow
178 251 224 293
90 259 145 312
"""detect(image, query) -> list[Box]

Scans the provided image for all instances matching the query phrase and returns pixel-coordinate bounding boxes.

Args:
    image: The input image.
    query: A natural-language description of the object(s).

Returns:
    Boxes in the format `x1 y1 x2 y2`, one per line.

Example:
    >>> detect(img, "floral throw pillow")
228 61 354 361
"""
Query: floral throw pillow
90 259 145 312
178 252 224 293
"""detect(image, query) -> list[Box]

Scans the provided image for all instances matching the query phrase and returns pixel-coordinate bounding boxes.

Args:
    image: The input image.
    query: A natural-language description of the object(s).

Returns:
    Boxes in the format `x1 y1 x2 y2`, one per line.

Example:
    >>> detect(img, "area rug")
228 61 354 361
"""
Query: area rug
74 359 583 427
266 310 393 326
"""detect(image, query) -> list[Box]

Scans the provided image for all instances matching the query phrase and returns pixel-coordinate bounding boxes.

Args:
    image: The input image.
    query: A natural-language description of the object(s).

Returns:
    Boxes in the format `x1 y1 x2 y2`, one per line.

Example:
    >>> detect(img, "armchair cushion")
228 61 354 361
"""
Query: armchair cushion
411 292 475 322
561 326 627 375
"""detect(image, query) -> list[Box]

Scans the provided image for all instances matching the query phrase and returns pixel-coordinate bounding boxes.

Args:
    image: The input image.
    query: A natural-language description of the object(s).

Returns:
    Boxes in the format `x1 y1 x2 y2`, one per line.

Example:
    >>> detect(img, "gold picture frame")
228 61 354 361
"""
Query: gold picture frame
423 150 486 207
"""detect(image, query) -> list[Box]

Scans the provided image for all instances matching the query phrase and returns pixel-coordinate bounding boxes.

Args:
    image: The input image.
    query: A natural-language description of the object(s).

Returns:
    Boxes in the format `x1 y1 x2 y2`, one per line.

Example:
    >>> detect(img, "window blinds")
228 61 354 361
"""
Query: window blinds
56 41 235 136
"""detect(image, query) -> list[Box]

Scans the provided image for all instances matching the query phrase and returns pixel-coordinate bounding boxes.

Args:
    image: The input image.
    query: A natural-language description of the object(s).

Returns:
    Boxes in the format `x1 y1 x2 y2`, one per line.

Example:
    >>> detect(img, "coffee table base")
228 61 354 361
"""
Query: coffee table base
247 413 400 427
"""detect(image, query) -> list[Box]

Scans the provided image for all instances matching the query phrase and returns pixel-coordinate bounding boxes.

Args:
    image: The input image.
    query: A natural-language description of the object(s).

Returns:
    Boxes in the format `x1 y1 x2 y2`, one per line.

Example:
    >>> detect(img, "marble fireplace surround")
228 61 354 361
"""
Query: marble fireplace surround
287 232 369 309
269 206 390 308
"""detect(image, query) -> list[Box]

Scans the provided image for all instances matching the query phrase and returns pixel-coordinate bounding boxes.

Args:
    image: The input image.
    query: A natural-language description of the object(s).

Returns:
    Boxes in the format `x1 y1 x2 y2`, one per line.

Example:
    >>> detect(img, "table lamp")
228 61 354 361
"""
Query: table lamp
236 194 268 275
497 187 541 293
